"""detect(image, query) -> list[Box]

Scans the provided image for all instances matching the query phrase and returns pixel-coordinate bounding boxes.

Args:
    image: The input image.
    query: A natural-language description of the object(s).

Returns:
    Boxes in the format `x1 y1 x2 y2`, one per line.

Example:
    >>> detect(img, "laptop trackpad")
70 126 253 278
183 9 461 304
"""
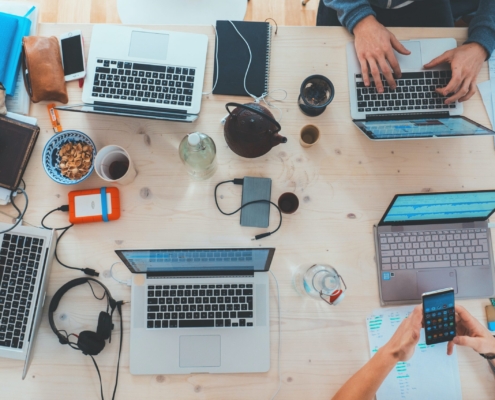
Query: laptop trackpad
417 270 458 296
394 41 422 70
180 335 221 368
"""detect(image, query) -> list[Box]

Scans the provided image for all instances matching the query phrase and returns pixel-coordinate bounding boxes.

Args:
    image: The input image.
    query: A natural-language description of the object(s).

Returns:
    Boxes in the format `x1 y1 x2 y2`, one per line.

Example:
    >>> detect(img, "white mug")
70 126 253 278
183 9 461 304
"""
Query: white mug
94 145 137 185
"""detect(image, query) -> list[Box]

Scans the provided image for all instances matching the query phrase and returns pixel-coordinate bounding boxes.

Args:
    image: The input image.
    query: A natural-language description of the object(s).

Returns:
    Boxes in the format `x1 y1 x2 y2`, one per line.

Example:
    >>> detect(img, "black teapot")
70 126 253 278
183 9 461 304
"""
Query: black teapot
224 102 287 158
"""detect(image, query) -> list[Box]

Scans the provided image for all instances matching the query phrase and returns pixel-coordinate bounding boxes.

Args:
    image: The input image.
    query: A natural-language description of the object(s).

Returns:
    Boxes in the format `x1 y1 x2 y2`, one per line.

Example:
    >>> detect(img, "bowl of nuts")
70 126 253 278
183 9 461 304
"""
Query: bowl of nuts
42 130 96 185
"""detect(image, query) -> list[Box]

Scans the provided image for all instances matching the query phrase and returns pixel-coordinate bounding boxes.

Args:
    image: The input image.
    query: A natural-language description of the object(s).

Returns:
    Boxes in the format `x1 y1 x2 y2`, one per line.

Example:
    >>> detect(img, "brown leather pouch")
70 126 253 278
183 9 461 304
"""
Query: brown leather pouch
22 36 68 104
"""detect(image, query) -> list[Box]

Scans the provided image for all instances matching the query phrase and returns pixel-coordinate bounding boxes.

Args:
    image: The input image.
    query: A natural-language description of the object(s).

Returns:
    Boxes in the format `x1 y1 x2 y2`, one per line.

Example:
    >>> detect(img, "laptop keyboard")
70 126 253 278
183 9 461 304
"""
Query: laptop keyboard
379 228 490 270
356 71 457 114
0 234 43 349
91 59 195 107
147 283 254 329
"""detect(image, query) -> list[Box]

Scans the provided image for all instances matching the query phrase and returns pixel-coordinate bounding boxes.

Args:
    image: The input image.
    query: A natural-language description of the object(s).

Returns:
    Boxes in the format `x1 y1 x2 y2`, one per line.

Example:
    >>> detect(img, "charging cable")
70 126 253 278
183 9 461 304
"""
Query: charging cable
0 187 28 235
110 261 132 287
214 179 282 240
41 206 99 277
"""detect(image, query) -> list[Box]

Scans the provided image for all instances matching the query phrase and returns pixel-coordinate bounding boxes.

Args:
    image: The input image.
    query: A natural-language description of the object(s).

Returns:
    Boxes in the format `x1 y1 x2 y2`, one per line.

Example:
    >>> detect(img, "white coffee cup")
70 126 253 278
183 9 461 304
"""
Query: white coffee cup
94 145 137 185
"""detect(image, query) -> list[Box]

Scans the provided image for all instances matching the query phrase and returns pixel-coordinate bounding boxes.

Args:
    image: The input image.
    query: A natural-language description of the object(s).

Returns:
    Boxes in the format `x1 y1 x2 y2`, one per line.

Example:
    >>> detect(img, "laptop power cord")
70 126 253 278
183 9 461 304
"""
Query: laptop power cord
41 205 99 277
214 178 282 240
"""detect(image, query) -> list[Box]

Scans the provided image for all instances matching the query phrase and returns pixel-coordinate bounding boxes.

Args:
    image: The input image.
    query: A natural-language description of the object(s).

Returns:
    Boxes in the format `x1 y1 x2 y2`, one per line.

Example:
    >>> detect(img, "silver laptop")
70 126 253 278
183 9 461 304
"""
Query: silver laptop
115 247 275 375
374 190 495 305
0 223 56 378
347 38 495 140
57 25 208 122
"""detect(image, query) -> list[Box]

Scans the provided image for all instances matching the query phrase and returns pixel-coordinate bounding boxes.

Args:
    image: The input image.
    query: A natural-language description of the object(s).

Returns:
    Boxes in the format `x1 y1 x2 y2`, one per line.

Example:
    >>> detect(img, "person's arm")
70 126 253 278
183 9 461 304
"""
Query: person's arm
446 305 495 371
322 0 375 34
424 0 495 104
332 306 423 400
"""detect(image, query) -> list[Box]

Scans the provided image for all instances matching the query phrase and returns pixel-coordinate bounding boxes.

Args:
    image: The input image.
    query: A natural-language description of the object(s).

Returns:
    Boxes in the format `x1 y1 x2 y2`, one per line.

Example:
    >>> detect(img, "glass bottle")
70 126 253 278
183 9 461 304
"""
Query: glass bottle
179 132 217 180
293 264 346 305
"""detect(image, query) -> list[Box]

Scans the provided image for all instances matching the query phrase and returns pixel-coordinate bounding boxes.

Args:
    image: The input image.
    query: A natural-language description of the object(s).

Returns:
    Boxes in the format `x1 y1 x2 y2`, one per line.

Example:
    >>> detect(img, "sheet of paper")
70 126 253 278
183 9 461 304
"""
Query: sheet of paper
490 52 495 127
478 80 494 127
367 306 462 400
6 111 37 126
0 2 38 115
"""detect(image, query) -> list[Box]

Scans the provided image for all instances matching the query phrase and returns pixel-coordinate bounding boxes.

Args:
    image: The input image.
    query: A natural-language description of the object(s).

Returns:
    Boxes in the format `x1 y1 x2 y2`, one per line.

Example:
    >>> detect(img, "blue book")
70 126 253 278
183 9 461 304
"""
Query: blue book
0 9 33 96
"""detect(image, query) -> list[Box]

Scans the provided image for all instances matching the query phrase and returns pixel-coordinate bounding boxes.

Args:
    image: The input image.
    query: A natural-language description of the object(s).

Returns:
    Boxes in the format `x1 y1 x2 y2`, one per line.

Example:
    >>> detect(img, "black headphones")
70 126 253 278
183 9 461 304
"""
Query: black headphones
48 278 124 400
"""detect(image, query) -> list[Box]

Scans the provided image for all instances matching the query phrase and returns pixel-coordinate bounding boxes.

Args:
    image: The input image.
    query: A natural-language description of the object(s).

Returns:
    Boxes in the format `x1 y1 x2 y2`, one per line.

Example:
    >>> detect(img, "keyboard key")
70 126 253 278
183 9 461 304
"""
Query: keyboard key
179 320 214 328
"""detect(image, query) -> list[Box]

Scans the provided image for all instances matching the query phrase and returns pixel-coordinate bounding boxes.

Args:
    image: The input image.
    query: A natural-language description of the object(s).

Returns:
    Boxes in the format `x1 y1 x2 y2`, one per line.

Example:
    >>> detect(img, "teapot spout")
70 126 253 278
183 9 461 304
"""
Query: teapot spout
272 133 288 146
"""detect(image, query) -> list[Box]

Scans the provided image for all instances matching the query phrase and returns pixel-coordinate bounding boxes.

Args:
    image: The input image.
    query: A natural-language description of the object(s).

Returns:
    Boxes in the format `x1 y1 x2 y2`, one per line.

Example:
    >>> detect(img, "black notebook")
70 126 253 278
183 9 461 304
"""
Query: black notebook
213 20 272 97
0 115 40 191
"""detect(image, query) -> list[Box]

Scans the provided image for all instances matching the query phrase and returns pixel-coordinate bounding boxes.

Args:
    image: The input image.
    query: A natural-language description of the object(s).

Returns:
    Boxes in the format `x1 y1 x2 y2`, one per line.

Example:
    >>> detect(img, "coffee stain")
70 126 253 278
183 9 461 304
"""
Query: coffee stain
140 187 152 199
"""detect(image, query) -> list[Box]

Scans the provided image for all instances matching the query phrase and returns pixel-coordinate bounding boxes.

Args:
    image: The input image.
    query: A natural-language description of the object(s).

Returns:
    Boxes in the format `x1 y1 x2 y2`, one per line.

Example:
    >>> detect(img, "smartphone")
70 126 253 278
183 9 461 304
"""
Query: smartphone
422 288 456 345
60 30 86 81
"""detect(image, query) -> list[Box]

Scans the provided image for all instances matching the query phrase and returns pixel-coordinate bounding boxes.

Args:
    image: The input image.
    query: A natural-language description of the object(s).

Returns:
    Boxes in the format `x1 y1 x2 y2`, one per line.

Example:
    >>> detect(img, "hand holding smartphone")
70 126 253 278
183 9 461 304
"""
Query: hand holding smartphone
422 288 456 345
60 30 86 81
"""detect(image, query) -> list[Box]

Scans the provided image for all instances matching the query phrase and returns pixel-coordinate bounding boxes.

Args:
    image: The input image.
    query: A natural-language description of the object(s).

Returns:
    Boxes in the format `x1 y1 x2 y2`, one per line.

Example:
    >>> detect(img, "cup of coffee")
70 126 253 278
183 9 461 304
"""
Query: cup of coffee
300 125 320 147
95 145 137 185
278 192 299 214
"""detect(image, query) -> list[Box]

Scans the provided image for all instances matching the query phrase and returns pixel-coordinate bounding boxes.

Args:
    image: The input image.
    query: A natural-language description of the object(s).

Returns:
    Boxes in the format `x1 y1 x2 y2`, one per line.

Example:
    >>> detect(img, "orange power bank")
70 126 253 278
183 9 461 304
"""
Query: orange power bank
68 187 121 224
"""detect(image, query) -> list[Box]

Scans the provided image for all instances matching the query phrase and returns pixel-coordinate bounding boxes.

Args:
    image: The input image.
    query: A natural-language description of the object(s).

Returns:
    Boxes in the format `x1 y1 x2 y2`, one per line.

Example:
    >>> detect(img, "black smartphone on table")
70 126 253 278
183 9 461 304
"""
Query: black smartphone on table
422 288 456 345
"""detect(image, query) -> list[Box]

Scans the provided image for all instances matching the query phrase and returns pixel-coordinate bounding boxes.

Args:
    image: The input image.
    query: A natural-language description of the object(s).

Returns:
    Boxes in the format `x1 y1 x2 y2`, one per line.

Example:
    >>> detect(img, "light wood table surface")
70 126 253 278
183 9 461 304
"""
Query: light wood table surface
1 24 494 400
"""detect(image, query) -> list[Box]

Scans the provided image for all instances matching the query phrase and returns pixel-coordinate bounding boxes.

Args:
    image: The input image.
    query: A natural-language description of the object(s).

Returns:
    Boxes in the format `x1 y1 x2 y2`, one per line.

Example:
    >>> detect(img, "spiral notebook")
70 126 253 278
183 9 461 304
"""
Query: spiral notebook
213 20 272 97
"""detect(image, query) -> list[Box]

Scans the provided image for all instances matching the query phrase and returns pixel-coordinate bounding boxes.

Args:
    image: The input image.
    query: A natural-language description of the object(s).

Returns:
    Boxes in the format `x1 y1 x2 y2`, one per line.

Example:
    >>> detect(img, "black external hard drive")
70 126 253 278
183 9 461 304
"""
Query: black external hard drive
240 177 271 228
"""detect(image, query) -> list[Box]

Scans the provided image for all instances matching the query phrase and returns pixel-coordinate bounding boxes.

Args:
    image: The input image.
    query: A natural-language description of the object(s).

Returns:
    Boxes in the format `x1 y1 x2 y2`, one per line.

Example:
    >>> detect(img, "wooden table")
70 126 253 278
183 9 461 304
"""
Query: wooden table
1 23 494 400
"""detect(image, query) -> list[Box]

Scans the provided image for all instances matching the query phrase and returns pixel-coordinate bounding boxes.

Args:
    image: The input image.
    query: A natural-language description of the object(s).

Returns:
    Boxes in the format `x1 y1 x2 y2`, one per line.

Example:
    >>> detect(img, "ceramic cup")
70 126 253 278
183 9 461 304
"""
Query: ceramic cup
300 125 320 147
94 145 137 185
278 192 299 214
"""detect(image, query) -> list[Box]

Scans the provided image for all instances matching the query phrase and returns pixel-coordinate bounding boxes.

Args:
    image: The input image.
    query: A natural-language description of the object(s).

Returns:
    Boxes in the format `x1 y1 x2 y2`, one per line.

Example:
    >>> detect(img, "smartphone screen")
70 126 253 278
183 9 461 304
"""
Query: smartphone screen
422 288 456 345
61 35 84 76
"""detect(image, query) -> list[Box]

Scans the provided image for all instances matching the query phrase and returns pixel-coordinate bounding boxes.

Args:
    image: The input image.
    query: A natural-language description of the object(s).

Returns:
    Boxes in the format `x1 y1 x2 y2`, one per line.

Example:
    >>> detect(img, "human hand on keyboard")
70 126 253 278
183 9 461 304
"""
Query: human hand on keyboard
424 42 487 104
353 15 411 93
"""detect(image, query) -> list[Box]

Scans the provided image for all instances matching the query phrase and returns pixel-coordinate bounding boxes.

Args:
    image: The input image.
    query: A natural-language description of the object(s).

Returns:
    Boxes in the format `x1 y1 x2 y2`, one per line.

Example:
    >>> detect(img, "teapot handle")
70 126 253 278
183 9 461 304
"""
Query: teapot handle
225 102 281 133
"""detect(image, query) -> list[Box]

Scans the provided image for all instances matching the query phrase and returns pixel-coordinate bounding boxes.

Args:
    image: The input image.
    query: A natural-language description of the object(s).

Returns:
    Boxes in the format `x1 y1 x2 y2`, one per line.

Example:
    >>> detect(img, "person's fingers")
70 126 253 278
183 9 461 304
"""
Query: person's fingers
453 335 482 352
445 80 470 104
458 82 477 102
438 71 462 101
424 51 452 69
358 55 370 87
378 58 396 90
447 340 455 356
367 58 384 93
386 50 402 81
390 34 410 56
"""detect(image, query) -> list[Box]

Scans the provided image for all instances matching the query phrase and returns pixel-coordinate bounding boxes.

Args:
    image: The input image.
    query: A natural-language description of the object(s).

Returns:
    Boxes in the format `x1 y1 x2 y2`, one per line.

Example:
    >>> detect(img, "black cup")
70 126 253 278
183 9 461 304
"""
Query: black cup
278 192 299 214
298 75 335 117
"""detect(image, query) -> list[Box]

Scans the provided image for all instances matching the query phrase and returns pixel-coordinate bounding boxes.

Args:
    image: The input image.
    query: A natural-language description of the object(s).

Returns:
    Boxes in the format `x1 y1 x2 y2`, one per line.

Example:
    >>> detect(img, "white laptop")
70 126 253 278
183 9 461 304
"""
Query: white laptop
346 38 495 140
0 223 56 378
115 247 275 375
57 25 208 122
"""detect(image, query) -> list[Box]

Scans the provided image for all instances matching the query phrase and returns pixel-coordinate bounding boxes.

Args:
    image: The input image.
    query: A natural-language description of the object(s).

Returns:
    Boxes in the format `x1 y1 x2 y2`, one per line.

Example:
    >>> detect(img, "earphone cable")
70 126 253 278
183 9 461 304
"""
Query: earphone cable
90 354 105 400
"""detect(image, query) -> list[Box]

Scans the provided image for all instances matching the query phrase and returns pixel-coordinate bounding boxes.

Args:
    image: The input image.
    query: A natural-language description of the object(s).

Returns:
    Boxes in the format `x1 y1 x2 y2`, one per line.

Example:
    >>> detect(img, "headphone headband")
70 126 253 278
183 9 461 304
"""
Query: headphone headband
48 277 115 346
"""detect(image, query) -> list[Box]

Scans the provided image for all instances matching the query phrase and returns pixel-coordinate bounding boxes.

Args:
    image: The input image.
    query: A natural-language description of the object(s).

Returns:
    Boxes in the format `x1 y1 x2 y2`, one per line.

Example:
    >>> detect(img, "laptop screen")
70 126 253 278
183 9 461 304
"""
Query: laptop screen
115 248 275 275
380 190 495 225
354 116 494 140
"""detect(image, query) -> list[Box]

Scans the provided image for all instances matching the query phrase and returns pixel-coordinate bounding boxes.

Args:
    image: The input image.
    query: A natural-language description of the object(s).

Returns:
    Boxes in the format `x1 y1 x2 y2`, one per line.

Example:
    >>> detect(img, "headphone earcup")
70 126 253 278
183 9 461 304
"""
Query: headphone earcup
77 331 106 356
96 311 113 340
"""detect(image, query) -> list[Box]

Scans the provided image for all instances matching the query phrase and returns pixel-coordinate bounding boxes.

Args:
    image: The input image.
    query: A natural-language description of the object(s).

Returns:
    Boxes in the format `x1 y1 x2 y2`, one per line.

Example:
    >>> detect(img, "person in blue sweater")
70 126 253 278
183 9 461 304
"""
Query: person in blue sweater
331 305 495 400
318 0 495 105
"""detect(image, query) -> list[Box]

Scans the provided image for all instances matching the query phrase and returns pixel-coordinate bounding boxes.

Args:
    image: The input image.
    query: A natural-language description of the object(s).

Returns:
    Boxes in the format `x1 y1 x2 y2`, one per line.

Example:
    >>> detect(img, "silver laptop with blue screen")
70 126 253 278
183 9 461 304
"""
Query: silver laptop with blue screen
374 190 495 305
115 247 275 375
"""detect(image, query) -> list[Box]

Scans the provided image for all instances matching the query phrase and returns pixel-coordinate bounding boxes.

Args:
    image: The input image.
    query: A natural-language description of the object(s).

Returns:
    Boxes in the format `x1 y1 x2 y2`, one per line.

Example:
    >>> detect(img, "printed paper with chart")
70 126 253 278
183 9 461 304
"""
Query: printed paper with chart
366 306 462 400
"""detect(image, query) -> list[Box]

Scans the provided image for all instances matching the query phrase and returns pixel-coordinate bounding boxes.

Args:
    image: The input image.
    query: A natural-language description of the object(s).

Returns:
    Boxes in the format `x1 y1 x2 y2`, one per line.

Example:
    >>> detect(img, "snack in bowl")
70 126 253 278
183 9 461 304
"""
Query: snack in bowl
59 142 93 180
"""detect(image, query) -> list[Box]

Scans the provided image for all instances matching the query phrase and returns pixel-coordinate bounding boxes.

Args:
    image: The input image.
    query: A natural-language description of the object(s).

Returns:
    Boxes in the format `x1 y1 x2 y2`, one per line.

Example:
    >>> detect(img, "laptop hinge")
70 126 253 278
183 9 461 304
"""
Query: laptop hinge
94 101 187 114
365 111 450 121
146 270 256 279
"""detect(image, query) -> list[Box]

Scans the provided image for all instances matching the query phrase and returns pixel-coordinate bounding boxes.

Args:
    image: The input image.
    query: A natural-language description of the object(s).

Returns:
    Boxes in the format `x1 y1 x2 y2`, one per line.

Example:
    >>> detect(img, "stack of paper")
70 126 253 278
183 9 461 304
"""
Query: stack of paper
1 2 38 115
366 306 462 400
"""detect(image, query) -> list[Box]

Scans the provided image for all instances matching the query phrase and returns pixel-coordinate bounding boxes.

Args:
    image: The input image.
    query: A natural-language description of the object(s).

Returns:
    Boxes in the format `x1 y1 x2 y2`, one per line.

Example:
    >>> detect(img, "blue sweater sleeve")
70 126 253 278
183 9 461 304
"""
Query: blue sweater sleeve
464 0 495 58
322 0 376 33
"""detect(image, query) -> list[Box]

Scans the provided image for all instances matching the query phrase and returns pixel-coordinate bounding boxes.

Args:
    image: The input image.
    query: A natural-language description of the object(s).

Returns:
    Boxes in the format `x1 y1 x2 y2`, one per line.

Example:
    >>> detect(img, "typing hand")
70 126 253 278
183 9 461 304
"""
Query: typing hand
383 305 423 362
447 305 495 356
424 43 487 104
353 15 411 93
